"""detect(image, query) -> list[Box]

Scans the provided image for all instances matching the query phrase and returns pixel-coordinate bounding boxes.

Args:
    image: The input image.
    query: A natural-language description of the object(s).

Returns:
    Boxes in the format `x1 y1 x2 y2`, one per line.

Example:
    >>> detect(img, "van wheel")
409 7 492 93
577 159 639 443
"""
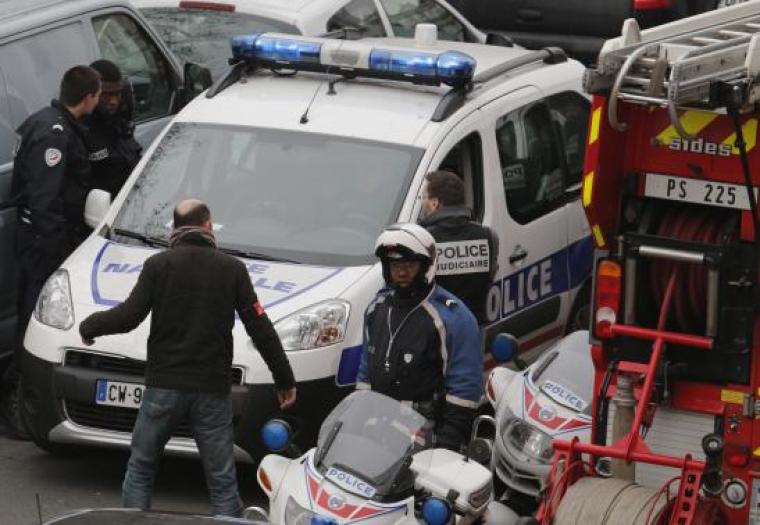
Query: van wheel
565 282 591 335
18 378 71 455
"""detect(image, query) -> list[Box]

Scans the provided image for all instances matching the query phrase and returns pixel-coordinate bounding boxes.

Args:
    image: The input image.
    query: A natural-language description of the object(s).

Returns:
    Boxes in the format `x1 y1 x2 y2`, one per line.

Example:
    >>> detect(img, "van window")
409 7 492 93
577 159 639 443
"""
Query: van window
437 132 484 221
379 0 468 41
0 22 92 125
496 102 565 225
548 92 590 188
327 0 386 36
92 14 173 122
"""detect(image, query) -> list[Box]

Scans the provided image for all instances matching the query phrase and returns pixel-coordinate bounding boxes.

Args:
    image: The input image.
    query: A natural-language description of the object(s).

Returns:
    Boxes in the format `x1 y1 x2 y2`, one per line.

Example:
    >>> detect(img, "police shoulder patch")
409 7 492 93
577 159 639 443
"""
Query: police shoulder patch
44 147 62 167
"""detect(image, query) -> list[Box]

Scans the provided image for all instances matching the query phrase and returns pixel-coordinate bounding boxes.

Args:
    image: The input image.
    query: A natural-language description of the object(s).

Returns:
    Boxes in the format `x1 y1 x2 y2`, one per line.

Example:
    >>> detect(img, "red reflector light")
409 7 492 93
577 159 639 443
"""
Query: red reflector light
258 467 272 492
179 1 235 11
725 444 750 468
634 0 670 10
594 260 622 339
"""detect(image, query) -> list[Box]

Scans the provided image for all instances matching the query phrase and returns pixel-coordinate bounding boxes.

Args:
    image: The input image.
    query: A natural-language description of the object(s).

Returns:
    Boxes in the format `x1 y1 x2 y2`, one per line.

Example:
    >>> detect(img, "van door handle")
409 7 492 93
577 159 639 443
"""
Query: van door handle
509 246 528 264
516 9 542 23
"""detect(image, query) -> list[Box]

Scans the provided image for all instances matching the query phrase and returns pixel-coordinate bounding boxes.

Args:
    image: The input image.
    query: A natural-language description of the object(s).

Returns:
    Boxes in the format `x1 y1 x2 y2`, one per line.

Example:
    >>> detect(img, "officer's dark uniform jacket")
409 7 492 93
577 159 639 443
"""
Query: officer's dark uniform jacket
419 206 498 323
10 99 92 259
84 111 141 198
356 284 483 451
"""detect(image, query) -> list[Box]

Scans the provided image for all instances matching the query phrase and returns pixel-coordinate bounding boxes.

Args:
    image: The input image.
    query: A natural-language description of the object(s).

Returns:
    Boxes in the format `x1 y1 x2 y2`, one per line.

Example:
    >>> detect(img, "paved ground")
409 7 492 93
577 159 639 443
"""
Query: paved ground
0 418 264 525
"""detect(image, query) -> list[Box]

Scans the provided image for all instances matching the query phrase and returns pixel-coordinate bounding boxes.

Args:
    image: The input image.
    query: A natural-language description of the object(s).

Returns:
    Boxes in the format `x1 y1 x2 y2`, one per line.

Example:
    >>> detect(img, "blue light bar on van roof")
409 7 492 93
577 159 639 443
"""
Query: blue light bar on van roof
229 33 476 87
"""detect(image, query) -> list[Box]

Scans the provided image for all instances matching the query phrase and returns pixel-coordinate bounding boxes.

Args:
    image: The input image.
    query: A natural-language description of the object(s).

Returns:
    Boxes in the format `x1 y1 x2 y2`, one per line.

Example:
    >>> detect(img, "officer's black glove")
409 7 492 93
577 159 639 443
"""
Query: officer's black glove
436 403 476 453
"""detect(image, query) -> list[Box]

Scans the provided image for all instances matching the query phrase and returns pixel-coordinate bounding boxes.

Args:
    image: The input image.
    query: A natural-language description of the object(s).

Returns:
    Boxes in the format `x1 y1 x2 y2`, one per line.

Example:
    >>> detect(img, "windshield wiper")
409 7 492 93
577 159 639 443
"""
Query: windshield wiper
113 228 169 248
315 421 343 467
216 245 300 264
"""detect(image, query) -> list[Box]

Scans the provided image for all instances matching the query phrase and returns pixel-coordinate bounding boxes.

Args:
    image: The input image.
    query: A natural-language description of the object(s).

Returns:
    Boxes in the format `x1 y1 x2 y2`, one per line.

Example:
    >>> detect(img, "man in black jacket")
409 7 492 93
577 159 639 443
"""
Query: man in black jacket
419 170 498 323
79 199 296 517
85 59 142 198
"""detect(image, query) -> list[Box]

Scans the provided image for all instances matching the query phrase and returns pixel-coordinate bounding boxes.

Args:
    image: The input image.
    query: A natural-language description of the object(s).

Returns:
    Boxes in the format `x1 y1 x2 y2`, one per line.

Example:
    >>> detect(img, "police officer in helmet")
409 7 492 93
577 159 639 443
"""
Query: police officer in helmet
2 65 101 437
356 223 483 451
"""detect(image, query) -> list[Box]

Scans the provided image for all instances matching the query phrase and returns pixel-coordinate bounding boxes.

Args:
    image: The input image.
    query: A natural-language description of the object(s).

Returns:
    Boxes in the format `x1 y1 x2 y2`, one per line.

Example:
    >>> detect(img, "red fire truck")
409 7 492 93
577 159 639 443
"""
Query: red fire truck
538 2 760 523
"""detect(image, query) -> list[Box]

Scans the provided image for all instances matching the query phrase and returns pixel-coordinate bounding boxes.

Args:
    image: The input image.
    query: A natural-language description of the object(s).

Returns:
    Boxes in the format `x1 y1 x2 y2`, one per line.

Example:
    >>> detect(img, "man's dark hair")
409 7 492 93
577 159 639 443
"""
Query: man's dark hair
424 170 465 206
60 65 101 106
89 59 122 83
174 201 211 228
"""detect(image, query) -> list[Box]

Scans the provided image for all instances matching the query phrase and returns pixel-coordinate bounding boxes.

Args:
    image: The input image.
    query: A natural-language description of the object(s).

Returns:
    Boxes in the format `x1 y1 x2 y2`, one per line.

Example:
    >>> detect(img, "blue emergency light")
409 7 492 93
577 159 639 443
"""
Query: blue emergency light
229 33 476 87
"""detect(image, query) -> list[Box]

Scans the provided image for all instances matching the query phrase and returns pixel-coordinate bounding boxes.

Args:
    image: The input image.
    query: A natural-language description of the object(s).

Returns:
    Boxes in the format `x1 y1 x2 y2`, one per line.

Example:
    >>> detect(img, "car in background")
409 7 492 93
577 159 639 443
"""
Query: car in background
132 0 490 80
448 0 726 65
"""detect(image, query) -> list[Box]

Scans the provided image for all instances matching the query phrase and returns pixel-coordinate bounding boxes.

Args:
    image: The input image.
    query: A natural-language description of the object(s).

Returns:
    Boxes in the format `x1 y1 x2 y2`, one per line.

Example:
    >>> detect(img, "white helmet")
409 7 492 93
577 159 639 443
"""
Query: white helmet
374 223 437 286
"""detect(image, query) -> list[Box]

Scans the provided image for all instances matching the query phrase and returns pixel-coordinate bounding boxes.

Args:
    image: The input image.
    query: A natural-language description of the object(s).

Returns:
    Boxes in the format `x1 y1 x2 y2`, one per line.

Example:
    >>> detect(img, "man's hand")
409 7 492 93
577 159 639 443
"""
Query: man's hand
277 387 297 409
82 337 94 346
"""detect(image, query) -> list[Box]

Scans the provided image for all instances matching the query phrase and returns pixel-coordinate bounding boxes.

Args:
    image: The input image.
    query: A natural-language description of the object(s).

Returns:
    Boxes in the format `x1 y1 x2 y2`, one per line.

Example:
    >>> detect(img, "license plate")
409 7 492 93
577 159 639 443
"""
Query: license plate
644 173 758 210
95 379 144 408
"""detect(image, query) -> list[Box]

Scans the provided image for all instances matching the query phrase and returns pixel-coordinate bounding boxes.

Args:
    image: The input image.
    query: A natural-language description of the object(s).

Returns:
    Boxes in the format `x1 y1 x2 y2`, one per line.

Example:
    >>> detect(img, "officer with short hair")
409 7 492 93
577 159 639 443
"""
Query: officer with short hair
419 170 498 324
2 65 101 437
357 223 483 452
86 59 142 198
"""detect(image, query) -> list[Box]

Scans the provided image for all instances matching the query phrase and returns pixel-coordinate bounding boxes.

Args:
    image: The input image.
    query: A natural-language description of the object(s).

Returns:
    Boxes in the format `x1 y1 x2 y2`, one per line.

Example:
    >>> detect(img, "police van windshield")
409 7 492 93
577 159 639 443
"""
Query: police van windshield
111 123 422 266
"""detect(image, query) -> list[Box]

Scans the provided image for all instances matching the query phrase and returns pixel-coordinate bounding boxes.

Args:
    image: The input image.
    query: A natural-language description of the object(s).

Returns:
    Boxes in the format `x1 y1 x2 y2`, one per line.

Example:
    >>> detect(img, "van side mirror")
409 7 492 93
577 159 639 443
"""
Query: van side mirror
182 62 213 103
486 32 514 47
491 333 528 370
84 189 111 229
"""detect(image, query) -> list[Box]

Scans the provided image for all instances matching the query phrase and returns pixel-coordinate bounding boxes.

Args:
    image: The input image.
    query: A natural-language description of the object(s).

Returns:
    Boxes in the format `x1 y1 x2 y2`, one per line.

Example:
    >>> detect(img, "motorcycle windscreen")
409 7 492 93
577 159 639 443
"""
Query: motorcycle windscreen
313 391 431 500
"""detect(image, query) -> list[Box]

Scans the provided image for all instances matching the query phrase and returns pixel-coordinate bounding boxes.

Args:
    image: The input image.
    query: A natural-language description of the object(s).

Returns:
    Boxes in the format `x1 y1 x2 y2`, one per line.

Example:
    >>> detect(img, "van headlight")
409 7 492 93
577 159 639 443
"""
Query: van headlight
503 419 553 463
274 300 349 351
34 269 74 330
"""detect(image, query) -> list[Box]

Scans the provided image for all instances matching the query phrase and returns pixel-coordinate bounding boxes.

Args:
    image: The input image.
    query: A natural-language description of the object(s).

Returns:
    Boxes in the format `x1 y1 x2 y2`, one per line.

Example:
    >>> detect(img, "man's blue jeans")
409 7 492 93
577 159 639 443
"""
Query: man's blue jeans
122 388 243 516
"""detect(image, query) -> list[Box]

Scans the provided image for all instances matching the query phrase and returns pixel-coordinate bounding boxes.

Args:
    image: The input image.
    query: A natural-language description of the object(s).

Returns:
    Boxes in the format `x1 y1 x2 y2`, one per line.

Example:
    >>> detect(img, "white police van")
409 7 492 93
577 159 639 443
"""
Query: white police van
20 25 593 460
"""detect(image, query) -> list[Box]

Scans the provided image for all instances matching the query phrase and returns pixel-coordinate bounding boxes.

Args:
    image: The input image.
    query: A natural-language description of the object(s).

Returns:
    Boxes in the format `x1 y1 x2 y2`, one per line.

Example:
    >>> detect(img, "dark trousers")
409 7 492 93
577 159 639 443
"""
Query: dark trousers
14 226 68 359
122 388 243 517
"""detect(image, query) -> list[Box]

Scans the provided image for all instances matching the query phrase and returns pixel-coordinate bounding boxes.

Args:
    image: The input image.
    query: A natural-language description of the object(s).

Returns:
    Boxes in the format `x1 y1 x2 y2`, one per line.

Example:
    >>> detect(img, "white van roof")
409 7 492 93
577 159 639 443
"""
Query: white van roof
177 38 558 145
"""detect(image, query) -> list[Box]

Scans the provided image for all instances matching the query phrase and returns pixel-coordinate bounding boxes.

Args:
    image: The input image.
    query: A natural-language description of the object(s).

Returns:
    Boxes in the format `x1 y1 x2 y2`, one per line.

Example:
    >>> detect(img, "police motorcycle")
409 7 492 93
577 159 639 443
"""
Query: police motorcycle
42 509 269 524
249 390 519 525
479 331 594 516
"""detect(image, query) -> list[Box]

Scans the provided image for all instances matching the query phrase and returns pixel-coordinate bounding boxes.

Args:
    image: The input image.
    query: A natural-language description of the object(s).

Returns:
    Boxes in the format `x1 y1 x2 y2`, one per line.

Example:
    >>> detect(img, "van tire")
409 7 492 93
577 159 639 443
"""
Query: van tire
18 377 71 455
565 281 591 335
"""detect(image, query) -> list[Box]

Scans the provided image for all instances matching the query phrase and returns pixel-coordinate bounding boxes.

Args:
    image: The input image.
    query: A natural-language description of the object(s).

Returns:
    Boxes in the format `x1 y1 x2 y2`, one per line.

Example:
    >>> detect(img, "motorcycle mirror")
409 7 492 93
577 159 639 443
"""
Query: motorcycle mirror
260 419 292 453
491 333 519 363
467 437 493 465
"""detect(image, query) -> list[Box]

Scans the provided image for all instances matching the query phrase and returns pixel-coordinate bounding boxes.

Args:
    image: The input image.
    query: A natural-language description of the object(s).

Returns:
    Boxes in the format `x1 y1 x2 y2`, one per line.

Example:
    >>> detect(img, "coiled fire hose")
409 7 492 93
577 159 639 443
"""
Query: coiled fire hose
650 206 736 332
554 477 667 525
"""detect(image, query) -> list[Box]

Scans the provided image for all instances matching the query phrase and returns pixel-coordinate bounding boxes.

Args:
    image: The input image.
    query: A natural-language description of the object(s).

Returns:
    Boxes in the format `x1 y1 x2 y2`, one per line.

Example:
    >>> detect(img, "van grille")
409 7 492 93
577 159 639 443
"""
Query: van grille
64 350 244 384
64 400 194 438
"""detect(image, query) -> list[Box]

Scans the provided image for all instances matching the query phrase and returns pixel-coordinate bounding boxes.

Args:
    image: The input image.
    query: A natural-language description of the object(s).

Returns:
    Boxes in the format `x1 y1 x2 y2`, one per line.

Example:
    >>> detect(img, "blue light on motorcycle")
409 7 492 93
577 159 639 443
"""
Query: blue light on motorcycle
491 333 518 363
310 517 338 525
421 497 451 525
261 419 291 452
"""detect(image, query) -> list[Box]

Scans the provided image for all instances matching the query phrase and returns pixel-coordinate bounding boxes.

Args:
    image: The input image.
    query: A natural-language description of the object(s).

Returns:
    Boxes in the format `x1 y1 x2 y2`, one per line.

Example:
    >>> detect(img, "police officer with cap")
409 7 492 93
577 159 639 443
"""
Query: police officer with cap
419 170 498 324
2 65 100 437
356 223 483 451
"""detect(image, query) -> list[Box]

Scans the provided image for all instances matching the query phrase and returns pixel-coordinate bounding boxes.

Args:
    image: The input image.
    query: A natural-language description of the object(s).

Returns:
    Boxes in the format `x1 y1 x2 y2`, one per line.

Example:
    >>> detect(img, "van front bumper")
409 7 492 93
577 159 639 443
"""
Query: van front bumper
21 349 349 462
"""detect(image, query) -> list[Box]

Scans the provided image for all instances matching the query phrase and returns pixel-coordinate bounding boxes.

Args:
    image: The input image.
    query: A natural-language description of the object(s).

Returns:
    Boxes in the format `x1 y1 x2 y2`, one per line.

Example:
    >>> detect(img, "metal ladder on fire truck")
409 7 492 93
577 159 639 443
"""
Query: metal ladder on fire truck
541 3 760 524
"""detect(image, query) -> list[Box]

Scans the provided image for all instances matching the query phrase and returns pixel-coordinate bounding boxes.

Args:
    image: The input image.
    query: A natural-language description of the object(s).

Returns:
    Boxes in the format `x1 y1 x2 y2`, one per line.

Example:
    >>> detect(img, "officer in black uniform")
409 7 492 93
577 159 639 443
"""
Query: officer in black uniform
85 59 142 198
418 170 498 324
1 66 101 437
